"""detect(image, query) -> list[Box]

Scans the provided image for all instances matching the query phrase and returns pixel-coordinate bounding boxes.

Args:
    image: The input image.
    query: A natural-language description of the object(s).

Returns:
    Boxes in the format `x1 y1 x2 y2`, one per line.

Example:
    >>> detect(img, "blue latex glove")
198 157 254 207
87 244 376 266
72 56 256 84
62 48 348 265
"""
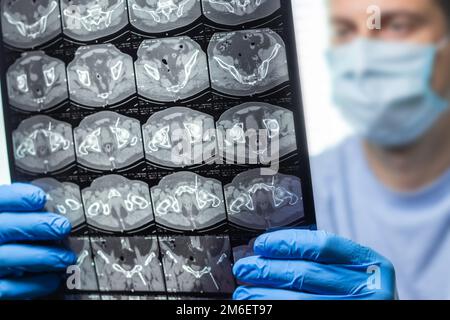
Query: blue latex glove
0 183 77 300
233 230 396 300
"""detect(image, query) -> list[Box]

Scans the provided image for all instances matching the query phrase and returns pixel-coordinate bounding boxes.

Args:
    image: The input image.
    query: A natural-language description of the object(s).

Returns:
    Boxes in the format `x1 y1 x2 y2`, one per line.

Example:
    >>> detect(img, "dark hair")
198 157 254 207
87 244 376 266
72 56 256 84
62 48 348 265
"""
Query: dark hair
437 0 450 24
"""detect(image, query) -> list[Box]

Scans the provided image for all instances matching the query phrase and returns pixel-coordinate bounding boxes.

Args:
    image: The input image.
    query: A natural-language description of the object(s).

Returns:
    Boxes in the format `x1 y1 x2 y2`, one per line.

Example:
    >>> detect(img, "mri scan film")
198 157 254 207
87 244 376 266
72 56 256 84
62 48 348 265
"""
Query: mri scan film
151 172 226 231
7 51 68 112
32 178 85 229
82 175 154 232
13 116 75 174
225 169 304 230
66 237 99 291
74 111 144 171
142 107 217 168
217 102 297 163
1 0 61 49
0 0 315 300
92 237 166 292
208 28 289 96
160 235 235 294
61 0 129 41
202 0 280 25
135 36 209 102
128 0 201 33
67 44 136 107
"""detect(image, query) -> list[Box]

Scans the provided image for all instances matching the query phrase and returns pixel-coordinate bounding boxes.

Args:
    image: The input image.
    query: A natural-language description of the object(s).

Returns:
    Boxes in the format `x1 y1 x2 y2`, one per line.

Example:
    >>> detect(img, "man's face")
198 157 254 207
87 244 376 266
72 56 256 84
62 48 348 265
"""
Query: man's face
330 0 450 97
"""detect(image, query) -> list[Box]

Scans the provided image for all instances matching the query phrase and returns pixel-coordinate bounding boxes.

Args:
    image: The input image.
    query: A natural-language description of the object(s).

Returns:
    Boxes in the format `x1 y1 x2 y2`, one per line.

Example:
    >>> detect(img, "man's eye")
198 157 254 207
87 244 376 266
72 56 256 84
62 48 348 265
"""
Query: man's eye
384 19 414 35
332 25 355 43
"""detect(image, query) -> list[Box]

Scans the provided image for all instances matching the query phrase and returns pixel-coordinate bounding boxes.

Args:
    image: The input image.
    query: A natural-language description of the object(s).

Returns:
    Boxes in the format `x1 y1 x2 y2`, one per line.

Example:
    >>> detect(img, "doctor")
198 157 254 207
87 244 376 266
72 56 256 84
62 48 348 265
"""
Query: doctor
233 0 450 300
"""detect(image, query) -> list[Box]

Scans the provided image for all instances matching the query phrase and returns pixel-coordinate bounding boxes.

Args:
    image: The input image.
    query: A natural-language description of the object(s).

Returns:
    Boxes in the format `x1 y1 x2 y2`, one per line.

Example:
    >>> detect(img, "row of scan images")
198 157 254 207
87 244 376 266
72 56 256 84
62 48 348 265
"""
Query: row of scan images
13 105 298 171
32 168 304 232
6 29 289 111
66 294 224 300
1 0 282 48
67 235 240 294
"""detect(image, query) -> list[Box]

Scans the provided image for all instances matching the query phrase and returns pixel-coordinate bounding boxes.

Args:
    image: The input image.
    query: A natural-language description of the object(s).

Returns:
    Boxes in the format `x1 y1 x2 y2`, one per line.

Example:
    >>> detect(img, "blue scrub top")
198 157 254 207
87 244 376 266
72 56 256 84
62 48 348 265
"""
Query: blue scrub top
311 137 450 300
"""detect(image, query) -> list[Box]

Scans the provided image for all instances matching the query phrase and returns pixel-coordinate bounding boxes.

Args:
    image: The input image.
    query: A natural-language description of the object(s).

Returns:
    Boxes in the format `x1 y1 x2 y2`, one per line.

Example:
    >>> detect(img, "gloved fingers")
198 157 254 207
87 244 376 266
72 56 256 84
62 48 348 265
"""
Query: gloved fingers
0 183 46 213
0 213 71 244
233 256 367 295
233 286 371 300
254 229 378 265
0 244 76 277
0 273 62 300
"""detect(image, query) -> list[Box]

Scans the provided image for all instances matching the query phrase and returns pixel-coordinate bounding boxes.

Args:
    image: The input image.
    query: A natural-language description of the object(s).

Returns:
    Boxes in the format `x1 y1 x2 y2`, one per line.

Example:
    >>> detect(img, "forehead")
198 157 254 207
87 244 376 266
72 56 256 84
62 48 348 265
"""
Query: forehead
330 0 437 16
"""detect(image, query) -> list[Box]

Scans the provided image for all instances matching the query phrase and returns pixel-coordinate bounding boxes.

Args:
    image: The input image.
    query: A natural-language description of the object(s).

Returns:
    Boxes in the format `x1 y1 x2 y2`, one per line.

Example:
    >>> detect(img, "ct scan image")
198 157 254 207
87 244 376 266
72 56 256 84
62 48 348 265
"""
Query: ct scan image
67 44 136 107
74 111 144 171
202 0 280 25
61 0 129 42
91 237 166 292
65 294 101 300
32 178 85 230
217 102 297 164
6 51 68 112
1 0 61 49
66 237 99 292
208 28 289 96
127 0 201 33
151 171 226 231
159 235 235 294
12 115 75 174
135 36 209 102
82 175 154 232
100 294 167 300
142 107 217 168
224 169 304 230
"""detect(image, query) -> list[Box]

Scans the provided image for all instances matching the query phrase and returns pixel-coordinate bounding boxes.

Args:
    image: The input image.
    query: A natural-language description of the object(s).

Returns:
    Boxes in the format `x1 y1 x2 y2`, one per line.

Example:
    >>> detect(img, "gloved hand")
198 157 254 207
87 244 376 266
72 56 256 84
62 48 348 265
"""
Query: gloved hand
233 230 396 300
0 183 77 300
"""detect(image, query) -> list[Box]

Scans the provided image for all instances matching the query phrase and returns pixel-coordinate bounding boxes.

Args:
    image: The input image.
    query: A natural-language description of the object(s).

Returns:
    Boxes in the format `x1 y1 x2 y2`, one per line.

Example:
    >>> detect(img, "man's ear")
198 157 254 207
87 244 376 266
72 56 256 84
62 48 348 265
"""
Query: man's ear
433 40 450 98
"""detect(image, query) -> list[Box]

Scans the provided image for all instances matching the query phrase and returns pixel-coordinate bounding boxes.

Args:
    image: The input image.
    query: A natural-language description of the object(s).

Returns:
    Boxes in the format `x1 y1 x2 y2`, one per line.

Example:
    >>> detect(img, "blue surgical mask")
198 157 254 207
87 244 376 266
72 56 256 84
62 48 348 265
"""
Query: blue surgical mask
327 38 449 147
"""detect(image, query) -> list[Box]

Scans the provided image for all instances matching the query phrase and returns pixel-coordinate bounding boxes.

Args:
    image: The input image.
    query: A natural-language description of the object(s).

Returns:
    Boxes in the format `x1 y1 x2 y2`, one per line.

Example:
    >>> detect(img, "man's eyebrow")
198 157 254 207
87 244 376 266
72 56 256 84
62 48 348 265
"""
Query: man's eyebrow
330 17 355 27
380 10 428 23
330 10 429 31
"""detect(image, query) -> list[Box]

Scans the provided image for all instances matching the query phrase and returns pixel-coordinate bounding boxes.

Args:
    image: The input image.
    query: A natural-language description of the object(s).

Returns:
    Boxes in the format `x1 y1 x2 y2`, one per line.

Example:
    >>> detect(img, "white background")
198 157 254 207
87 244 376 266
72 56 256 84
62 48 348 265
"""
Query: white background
0 0 351 185
293 0 352 156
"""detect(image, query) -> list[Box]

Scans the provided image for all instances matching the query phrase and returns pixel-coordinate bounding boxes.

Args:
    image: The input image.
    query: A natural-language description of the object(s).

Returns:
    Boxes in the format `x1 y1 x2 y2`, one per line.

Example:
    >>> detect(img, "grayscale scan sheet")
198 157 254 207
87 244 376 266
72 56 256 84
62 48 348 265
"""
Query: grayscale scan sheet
0 0 316 300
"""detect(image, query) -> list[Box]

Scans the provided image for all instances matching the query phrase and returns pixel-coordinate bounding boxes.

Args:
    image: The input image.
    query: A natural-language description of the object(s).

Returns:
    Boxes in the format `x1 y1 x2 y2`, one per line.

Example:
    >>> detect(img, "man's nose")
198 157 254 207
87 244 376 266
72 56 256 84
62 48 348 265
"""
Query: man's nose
356 21 380 39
